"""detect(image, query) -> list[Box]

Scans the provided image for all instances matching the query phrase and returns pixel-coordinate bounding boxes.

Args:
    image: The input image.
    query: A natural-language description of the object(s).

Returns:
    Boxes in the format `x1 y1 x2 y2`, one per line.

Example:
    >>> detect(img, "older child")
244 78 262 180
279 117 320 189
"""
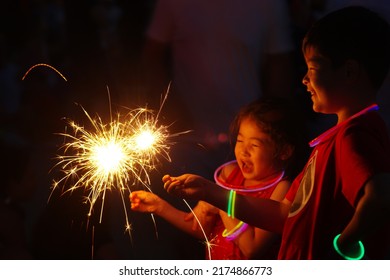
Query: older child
130 98 307 259
163 6 390 259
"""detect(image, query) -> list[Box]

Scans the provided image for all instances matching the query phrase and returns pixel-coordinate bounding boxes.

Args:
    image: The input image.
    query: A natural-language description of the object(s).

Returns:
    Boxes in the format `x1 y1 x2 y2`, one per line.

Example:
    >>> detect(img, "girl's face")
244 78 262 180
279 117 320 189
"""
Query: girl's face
302 46 345 115
234 117 281 184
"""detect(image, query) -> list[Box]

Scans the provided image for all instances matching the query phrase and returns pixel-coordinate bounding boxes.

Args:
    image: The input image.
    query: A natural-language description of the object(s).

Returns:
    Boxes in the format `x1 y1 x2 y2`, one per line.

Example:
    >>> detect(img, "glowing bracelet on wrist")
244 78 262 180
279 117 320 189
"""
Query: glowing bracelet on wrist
222 221 248 241
333 234 365 260
227 190 237 218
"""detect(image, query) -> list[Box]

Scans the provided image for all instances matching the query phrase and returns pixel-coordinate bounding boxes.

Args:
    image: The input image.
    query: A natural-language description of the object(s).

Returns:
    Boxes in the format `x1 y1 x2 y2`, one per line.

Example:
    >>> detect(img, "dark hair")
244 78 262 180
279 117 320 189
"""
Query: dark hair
230 98 309 178
302 6 390 90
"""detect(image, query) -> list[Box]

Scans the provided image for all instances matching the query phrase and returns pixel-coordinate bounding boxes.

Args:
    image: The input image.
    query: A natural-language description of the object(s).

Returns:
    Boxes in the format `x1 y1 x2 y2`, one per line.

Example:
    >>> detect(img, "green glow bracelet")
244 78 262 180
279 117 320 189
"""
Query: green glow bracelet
333 234 365 260
227 190 236 218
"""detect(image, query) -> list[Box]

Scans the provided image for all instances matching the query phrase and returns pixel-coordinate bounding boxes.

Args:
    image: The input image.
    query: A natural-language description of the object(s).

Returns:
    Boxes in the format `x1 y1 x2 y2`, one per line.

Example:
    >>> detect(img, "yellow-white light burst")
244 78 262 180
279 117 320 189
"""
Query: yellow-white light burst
51 100 210 257
135 130 155 151
52 106 172 223
23 65 211 256
92 141 124 174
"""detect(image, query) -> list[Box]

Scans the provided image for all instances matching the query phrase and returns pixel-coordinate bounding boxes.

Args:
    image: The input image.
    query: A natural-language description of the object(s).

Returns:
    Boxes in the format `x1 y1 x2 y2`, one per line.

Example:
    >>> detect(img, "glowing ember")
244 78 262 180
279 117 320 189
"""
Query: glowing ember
135 130 156 151
52 106 173 224
92 141 124 174
23 64 212 258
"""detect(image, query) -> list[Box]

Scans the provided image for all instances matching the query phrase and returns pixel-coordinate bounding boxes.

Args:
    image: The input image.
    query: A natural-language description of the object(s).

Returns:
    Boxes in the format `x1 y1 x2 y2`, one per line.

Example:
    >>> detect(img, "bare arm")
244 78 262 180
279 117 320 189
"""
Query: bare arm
184 201 219 231
335 173 390 258
163 174 291 234
130 190 214 239
223 180 290 258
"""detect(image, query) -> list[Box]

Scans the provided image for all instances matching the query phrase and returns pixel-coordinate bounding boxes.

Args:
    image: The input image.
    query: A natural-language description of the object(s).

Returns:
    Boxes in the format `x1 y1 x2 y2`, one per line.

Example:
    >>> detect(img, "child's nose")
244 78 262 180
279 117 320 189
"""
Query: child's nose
240 145 250 156
302 73 309 85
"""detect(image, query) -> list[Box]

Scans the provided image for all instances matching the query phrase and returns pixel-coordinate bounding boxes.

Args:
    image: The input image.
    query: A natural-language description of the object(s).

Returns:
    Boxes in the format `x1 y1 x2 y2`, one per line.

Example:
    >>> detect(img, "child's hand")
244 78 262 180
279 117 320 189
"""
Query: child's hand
184 201 219 231
129 191 165 214
162 174 209 200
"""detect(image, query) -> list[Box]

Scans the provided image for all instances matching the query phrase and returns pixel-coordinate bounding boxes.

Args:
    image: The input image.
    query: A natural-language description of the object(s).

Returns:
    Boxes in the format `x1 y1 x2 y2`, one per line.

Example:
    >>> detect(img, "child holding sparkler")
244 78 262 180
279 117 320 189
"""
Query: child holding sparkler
130 98 307 259
163 6 390 259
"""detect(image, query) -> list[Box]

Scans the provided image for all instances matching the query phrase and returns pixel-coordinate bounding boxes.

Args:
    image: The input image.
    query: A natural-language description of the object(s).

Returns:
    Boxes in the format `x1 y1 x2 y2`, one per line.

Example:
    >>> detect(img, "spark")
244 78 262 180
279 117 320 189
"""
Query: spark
52 98 212 258
22 63 67 81
51 104 174 223
23 63 212 258
204 236 219 258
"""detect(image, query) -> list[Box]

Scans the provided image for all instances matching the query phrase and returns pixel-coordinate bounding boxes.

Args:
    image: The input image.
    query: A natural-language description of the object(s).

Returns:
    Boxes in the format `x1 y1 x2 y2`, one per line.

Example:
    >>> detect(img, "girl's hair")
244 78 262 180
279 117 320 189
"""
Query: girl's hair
230 97 308 178
302 6 390 91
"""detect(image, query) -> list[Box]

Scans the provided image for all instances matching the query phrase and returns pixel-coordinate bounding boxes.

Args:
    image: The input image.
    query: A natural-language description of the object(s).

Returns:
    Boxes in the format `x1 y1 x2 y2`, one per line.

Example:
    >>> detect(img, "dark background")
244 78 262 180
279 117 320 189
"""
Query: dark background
4 0 386 260
0 0 208 260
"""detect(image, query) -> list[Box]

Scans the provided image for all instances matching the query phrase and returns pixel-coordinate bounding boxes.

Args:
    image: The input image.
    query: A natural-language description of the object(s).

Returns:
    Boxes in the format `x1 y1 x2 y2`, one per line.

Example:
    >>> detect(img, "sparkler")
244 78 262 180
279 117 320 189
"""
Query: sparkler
51 90 177 226
24 63 213 259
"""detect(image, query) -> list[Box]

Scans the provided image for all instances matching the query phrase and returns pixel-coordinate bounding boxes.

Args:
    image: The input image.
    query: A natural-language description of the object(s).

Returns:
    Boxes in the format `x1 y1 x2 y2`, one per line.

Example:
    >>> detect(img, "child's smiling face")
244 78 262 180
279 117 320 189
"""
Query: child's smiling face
234 117 282 184
302 46 346 115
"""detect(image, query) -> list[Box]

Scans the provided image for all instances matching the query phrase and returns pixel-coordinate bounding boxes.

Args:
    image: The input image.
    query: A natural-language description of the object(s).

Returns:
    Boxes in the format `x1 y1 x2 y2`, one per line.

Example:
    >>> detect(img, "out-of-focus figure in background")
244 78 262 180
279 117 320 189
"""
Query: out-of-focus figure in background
139 0 296 180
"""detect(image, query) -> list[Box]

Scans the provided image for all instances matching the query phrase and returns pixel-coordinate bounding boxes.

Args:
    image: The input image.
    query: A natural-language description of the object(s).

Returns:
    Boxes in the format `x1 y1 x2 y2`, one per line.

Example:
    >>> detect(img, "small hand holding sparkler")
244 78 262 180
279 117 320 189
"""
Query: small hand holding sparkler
130 186 214 241
130 191 166 215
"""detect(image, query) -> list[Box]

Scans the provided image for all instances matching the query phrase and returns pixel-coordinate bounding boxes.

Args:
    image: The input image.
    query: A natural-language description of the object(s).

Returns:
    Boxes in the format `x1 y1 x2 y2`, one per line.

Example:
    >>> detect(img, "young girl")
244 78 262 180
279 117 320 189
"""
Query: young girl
130 98 307 259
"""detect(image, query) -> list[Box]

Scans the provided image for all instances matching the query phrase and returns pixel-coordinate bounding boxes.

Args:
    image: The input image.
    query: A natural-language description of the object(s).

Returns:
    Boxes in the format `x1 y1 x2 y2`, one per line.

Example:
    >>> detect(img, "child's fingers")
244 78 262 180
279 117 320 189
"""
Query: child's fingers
129 191 143 202
164 177 184 193
129 192 140 210
129 192 136 202
129 191 154 212
183 212 200 231
191 218 200 231
184 211 194 221
162 174 171 183
163 174 182 184
129 191 151 207
130 202 139 210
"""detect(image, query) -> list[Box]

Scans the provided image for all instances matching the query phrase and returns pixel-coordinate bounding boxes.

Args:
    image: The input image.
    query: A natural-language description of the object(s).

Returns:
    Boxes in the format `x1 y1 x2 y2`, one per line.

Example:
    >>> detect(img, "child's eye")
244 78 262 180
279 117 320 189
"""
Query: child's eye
250 141 262 147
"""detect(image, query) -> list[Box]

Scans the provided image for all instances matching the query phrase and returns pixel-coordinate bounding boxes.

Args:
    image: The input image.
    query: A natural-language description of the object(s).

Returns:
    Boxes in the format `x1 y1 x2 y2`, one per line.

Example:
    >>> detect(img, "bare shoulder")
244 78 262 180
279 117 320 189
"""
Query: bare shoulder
270 179 291 202
219 161 239 182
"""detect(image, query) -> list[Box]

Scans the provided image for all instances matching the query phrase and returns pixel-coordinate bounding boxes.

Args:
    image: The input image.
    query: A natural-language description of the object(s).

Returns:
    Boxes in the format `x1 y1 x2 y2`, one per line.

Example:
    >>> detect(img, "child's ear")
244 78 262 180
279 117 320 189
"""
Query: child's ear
279 144 294 161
